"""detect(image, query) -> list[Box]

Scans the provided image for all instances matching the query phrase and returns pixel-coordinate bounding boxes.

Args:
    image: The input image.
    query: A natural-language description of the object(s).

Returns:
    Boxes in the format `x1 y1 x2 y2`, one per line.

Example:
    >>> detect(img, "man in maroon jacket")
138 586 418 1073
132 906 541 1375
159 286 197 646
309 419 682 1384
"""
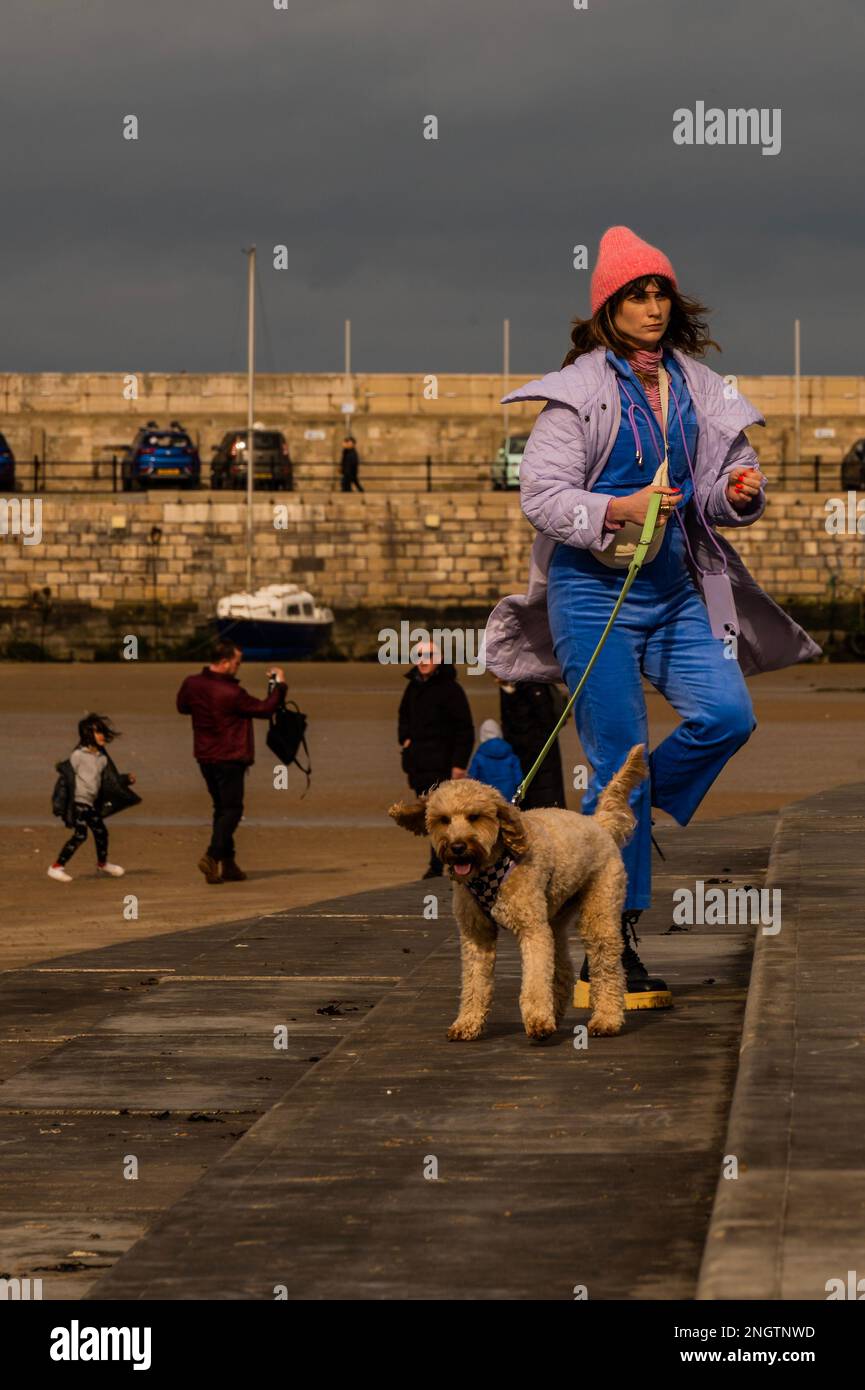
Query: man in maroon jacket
176 640 286 884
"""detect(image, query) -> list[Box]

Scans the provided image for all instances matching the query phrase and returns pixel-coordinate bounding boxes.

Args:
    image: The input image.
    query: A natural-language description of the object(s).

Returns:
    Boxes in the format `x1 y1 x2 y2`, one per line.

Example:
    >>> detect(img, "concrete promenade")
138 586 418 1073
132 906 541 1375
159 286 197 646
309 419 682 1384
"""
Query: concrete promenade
0 809 765 1300
698 782 865 1300
0 783 860 1300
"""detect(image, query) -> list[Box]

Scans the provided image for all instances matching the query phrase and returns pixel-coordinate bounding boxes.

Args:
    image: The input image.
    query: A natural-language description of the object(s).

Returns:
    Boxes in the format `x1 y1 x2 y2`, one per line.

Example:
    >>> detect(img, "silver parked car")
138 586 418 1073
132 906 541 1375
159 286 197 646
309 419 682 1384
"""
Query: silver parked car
492 435 528 490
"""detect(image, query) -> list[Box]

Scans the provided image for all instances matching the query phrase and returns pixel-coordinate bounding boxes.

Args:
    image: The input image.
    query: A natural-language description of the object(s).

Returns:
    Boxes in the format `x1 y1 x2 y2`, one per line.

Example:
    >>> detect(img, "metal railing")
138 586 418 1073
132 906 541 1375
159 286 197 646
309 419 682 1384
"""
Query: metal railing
4 455 863 495
766 458 863 491
8 457 503 493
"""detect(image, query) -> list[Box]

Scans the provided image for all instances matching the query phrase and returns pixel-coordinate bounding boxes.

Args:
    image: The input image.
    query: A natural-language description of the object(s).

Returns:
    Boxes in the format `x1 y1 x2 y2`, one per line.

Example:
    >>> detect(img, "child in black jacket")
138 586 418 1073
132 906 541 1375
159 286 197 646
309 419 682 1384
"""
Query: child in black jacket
49 714 140 882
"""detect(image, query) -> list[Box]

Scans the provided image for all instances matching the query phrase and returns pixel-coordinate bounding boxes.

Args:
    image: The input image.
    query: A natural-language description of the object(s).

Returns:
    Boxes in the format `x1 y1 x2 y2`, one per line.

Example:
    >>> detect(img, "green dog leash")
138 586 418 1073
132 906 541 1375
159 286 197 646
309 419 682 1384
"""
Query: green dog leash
512 492 663 807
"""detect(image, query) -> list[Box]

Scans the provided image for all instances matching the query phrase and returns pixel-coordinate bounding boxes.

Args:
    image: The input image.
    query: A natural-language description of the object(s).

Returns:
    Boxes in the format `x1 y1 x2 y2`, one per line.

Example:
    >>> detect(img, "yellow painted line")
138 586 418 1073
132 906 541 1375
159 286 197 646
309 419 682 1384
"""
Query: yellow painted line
26 971 398 983
170 974 400 983
278 913 424 920
0 1108 260 1117
0 1037 83 1043
30 968 177 974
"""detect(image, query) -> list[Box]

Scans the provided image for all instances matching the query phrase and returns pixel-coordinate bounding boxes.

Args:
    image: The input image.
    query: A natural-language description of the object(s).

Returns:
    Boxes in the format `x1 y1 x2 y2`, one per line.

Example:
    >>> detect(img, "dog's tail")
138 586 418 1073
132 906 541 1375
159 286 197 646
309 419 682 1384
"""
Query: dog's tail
593 743 648 847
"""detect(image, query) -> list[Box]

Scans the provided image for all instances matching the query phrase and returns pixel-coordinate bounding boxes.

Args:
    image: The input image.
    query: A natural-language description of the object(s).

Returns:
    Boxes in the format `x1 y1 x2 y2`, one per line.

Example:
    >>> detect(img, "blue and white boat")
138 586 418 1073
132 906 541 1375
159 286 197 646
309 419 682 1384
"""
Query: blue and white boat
215 583 334 660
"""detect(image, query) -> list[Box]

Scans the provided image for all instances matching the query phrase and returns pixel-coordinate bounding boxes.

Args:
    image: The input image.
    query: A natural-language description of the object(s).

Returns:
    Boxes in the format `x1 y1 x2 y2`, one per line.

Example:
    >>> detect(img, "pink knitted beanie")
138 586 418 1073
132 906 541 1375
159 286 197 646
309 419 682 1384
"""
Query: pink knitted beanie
590 226 677 315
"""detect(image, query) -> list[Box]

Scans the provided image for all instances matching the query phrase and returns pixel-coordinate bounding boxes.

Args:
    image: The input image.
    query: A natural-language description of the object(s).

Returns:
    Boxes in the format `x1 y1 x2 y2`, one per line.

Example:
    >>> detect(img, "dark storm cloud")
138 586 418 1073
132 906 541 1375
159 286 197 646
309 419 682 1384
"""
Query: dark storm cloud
1 0 862 373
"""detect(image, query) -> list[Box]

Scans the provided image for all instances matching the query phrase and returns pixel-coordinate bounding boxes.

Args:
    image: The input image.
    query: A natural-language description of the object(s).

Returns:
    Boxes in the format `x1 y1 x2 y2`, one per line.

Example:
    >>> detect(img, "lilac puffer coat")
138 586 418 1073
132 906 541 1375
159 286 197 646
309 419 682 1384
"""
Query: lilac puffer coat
484 346 821 681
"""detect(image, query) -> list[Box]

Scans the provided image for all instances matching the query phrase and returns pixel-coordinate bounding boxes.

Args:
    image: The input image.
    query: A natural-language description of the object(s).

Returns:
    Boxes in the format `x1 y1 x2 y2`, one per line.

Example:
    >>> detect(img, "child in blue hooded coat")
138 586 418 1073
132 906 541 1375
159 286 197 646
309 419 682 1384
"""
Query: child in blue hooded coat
467 719 523 802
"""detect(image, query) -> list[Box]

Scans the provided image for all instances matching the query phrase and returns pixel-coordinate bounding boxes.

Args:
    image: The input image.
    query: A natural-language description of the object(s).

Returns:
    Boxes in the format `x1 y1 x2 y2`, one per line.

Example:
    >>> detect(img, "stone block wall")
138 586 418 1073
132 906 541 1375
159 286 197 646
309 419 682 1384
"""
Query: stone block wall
0 491 859 658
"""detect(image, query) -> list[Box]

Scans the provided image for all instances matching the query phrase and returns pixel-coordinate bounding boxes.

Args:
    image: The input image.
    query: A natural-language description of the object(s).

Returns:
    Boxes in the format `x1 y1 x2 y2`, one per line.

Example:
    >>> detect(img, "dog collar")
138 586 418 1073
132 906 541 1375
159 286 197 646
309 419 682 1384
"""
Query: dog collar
459 852 517 916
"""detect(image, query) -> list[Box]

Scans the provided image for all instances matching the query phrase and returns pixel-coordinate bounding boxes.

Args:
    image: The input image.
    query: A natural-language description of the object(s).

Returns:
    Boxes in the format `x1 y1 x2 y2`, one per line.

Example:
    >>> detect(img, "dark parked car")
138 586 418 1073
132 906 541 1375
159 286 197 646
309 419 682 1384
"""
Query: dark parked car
0 432 16 490
841 439 865 490
210 429 293 491
122 421 201 490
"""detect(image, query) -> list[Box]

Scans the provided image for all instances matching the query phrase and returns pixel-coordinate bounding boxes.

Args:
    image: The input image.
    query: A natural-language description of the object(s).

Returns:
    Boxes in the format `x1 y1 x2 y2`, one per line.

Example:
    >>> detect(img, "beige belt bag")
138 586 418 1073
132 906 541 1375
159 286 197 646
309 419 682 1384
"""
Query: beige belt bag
593 368 671 570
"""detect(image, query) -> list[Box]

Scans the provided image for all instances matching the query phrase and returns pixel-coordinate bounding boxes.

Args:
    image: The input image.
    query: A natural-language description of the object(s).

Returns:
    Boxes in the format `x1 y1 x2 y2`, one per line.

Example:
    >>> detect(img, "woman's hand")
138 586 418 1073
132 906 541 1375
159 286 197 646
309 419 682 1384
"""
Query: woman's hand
725 466 766 511
606 484 683 527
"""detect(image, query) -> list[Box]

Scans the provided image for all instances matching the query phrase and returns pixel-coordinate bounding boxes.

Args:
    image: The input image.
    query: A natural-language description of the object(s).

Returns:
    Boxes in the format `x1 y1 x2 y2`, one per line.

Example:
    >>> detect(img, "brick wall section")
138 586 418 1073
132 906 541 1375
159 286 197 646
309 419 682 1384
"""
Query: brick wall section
0 493 859 618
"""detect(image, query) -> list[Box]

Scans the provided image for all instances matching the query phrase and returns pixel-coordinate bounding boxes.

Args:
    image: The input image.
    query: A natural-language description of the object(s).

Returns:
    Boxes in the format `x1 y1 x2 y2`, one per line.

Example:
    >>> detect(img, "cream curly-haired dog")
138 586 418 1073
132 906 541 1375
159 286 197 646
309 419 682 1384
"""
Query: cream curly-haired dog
389 744 646 1041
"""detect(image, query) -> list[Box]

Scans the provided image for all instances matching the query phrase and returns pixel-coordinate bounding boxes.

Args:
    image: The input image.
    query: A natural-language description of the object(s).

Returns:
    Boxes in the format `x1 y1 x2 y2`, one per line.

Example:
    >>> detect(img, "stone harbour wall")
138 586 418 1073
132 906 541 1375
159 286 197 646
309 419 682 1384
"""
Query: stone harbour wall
0 491 859 659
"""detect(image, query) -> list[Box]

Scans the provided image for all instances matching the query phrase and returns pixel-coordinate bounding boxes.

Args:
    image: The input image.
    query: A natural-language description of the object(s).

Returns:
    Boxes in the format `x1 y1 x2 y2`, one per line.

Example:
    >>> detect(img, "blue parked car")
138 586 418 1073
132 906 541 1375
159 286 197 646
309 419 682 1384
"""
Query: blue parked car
121 421 201 490
0 433 15 490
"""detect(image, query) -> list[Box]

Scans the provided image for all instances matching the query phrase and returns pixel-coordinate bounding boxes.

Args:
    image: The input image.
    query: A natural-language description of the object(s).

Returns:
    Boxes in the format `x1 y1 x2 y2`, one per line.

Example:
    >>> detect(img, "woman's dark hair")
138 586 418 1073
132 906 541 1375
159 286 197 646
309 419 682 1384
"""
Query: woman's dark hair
78 713 119 746
561 274 720 367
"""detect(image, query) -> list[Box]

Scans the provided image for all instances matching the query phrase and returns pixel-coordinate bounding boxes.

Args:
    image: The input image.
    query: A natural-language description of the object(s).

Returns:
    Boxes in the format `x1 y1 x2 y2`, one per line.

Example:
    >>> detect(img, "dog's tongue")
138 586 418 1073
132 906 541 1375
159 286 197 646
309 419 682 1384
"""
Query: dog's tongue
453 863 473 877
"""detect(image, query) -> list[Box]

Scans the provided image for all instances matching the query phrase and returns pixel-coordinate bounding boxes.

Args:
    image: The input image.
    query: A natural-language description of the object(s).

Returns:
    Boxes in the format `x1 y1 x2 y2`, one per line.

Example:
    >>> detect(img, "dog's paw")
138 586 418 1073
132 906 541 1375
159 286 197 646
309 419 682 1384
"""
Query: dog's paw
587 1013 624 1037
523 1012 557 1041
447 1017 484 1041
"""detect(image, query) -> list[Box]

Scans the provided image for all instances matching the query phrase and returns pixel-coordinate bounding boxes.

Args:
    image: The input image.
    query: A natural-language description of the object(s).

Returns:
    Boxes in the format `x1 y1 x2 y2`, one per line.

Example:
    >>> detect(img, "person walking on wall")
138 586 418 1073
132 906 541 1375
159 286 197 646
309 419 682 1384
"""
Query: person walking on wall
485 225 820 1004
340 435 364 492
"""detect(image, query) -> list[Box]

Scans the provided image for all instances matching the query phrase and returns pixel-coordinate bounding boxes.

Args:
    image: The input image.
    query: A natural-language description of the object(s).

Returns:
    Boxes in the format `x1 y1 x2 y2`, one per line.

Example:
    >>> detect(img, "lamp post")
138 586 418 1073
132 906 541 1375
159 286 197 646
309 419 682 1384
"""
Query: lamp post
244 245 256 591
502 317 510 461
794 318 801 466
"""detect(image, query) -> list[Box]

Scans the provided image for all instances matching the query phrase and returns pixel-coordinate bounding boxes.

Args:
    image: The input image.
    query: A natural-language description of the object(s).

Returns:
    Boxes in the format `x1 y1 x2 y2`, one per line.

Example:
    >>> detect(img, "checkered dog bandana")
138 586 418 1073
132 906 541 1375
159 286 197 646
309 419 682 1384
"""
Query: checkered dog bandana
461 852 517 916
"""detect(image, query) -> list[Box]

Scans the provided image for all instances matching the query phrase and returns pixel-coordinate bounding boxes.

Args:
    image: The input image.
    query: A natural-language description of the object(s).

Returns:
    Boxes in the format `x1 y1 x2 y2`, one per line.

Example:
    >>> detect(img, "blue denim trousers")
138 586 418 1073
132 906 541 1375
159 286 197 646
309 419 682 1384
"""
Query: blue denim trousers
546 531 756 911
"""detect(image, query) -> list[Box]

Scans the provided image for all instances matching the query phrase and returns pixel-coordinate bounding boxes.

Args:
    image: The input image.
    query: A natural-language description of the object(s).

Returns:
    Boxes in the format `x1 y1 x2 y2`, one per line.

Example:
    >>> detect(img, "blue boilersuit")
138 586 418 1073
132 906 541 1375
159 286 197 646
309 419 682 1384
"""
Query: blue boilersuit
546 349 756 911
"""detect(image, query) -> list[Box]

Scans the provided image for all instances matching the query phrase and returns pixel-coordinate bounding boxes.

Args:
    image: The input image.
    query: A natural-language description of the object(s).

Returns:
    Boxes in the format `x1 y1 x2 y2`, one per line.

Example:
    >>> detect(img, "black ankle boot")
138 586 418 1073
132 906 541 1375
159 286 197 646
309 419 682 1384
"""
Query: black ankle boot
579 910 669 994
619 911 668 993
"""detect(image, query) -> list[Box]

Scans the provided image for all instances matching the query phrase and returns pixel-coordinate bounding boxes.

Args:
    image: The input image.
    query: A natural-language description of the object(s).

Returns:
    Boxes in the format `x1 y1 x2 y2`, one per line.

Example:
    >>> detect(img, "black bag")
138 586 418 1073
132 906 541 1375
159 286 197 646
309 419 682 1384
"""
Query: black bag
266 700 312 796
52 761 74 827
98 755 143 819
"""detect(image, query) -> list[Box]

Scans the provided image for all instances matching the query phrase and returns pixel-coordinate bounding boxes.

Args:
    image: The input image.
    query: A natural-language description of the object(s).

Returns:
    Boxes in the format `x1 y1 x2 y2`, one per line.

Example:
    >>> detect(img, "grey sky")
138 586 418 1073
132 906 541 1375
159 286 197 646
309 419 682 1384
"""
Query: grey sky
1 0 862 375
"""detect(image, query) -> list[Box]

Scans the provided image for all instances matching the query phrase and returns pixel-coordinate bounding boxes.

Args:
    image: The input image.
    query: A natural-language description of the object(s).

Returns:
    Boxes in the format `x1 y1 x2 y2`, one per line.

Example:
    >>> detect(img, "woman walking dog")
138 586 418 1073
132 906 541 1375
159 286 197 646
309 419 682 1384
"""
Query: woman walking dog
486 226 820 1005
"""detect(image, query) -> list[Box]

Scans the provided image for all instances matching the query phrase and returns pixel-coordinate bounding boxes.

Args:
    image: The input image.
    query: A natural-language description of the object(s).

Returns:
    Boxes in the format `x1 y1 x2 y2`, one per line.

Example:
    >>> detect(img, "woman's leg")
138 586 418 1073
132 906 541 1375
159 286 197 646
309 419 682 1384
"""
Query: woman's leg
547 567 652 910
642 586 756 825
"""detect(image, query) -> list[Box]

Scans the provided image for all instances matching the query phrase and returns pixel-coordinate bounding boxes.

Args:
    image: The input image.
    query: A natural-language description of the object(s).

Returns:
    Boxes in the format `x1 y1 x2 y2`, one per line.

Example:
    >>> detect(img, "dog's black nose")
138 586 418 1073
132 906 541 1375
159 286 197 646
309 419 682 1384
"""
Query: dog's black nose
450 841 467 856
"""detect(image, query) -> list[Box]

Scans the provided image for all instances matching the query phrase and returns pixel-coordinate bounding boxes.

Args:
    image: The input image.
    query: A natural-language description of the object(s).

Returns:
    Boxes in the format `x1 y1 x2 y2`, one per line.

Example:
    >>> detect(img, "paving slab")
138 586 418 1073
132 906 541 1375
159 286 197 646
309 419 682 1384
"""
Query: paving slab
698 782 865 1301
85 815 773 1301
0 885 448 1298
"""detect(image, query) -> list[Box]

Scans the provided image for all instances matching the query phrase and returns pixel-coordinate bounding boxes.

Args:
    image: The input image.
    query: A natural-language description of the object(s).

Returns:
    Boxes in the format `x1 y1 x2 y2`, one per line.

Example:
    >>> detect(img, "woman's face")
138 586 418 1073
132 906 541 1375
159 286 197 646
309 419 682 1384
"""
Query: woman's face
612 278 671 349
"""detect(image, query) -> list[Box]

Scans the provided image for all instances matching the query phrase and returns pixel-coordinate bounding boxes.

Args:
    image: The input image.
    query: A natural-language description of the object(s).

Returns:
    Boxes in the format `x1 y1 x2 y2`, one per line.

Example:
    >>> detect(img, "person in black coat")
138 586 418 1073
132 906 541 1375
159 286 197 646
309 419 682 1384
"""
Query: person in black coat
340 436 363 492
498 679 567 811
397 644 474 877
